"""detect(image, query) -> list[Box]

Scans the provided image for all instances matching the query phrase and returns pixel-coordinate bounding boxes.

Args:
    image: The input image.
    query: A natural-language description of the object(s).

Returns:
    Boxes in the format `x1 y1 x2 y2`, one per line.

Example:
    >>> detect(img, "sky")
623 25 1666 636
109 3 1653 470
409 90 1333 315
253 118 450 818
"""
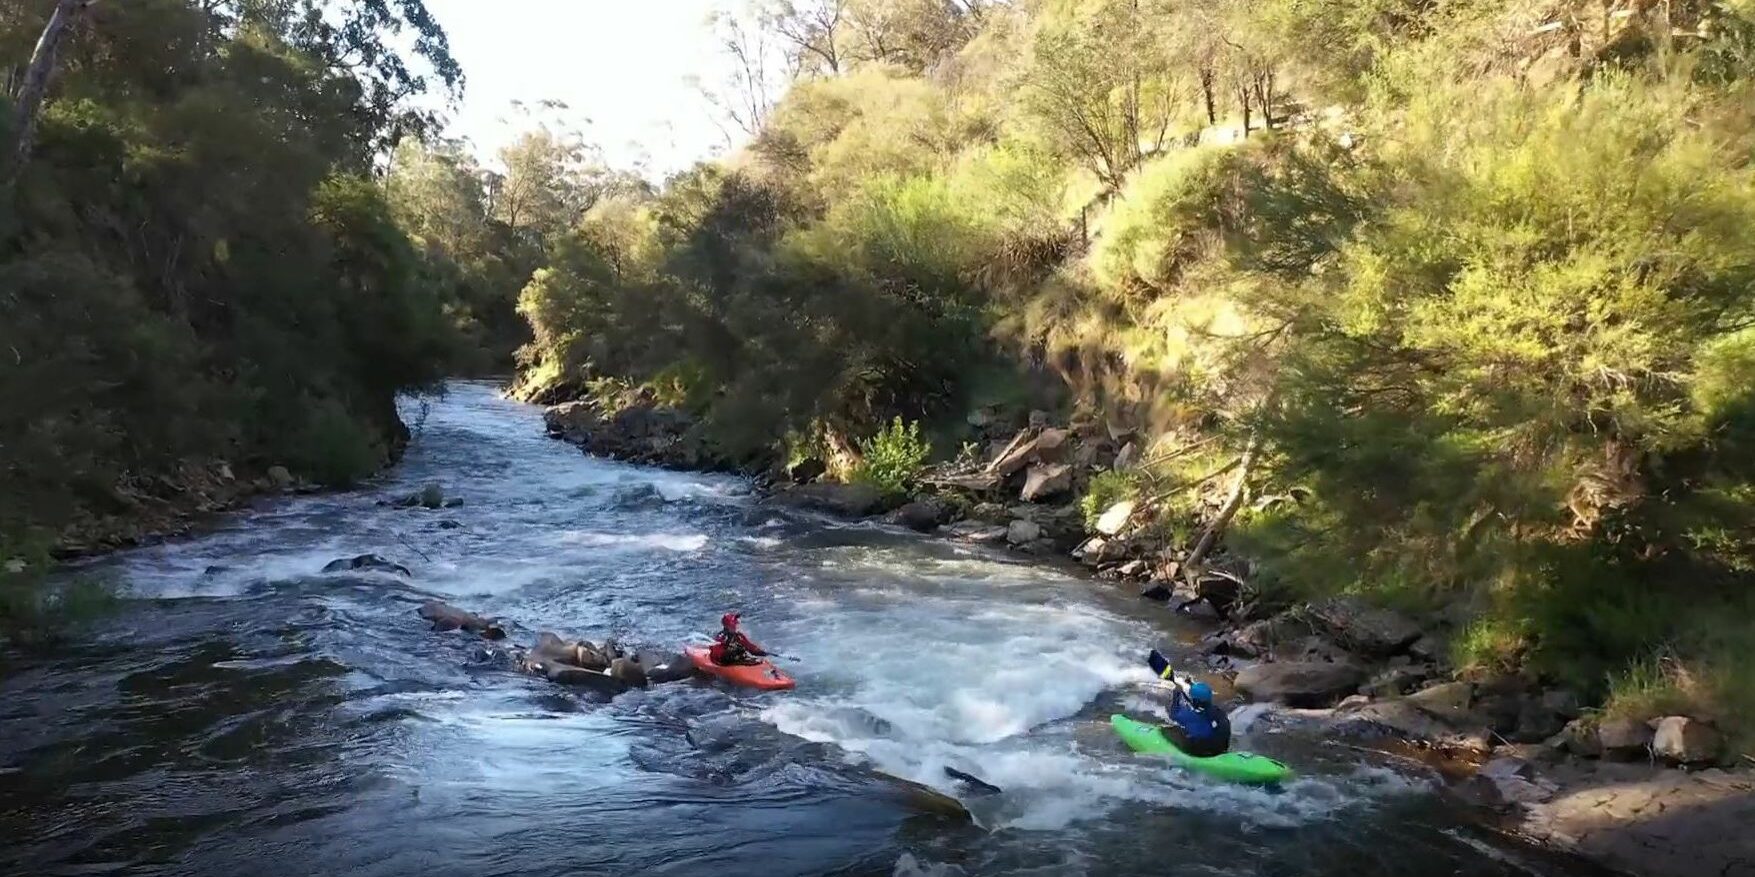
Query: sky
423 0 742 180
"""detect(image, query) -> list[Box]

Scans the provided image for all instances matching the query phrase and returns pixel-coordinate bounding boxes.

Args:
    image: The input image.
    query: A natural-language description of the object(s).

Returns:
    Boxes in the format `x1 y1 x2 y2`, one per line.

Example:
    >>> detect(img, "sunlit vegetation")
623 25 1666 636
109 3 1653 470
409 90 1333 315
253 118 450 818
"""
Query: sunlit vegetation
8 0 1755 738
510 0 1755 740
1 0 471 630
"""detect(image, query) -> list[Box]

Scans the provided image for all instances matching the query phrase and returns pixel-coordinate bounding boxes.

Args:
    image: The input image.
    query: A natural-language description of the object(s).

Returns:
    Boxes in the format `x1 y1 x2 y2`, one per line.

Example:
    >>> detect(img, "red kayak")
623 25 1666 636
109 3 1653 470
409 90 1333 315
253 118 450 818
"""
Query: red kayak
684 646 796 691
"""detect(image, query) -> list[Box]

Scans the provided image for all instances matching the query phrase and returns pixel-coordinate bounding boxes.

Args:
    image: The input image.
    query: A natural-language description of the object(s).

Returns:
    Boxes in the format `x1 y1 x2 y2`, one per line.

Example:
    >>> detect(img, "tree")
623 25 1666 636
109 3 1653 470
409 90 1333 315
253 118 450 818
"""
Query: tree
698 5 788 142
845 0 978 71
276 0 466 152
1 0 467 569
6 0 99 186
1018 0 1183 191
495 127 609 236
387 138 491 257
763 0 848 75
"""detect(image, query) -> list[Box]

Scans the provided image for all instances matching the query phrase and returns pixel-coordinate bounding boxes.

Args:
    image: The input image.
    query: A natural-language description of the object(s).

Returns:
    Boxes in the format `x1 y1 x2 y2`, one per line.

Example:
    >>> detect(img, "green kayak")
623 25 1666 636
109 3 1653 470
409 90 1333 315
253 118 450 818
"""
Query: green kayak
1110 714 1293 786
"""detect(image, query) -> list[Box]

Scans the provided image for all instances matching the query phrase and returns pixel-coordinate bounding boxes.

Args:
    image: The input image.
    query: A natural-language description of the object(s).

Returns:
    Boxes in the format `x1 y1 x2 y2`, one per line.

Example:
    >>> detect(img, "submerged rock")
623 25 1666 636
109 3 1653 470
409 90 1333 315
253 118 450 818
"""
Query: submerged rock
418 600 505 640
942 521 1008 545
321 554 410 576
885 499 951 532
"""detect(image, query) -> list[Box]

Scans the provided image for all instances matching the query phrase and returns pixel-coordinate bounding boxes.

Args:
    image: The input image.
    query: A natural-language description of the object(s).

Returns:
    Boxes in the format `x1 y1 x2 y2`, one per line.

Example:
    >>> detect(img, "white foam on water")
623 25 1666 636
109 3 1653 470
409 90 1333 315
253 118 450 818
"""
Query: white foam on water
892 853 967 877
1228 702 1275 734
756 556 1447 834
554 531 709 553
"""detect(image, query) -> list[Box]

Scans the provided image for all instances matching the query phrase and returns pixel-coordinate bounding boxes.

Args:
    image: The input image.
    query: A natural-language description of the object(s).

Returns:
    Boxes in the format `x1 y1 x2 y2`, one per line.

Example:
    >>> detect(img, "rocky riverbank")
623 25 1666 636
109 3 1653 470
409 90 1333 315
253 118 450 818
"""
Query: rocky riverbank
536 391 1753 877
47 460 308 559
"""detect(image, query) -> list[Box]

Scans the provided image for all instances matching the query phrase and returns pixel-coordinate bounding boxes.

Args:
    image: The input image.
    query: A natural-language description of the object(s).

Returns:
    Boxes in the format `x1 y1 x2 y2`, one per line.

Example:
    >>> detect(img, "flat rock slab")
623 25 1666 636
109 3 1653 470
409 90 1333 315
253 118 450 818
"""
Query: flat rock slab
771 482 885 518
1308 596 1422 656
1235 660 1367 708
1520 765 1755 877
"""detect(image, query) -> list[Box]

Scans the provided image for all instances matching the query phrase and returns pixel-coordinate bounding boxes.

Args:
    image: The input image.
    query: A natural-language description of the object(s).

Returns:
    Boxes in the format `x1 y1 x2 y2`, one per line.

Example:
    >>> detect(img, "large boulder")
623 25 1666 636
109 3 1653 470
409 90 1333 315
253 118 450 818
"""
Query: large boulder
1113 441 1140 471
989 429 1043 477
773 482 886 518
1548 718 1604 758
1006 519 1044 545
1307 596 1423 657
787 457 827 483
1360 665 1432 699
1336 698 1456 742
1407 681 1476 724
543 400 601 443
1465 757 1559 808
1408 633 1448 664
1597 717 1655 760
640 650 699 684
608 656 650 688
1019 463 1073 502
1235 661 1368 707
267 465 295 489
1032 428 1070 463
1094 500 1137 536
532 631 610 670
1270 634 1353 664
1652 716 1722 765
886 499 952 532
1510 690 1578 743
1335 698 1493 753
1073 536 1131 566
1233 616 1298 657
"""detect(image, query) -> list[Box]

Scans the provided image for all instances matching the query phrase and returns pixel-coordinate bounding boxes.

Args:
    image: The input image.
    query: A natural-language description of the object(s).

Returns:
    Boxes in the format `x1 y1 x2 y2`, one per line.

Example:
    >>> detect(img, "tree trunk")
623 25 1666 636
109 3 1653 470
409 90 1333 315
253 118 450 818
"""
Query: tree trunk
1199 66 1217 124
1237 84 1252 138
7 0 98 186
1183 433 1259 573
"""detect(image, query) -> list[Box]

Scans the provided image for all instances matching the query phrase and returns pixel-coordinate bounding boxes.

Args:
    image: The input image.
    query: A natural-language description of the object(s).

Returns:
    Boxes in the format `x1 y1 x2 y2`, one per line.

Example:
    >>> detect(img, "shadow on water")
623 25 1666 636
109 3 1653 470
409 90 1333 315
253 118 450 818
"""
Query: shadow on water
0 383 1620 877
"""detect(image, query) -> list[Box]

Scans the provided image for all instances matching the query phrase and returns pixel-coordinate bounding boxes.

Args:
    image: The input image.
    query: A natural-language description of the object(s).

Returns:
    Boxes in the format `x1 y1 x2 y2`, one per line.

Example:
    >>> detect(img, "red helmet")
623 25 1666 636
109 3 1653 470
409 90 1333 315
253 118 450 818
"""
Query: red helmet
721 612 741 630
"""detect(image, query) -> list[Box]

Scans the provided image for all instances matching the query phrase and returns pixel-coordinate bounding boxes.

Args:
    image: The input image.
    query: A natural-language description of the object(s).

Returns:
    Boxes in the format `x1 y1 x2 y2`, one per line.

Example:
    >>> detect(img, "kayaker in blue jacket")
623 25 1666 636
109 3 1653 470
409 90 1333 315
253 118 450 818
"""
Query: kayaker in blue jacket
1163 680 1231 757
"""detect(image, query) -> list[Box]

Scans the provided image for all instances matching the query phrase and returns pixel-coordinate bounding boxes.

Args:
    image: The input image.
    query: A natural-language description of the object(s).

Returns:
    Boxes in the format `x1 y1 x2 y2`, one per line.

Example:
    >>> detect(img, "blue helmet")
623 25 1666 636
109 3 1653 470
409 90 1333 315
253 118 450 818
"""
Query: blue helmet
1188 681 1214 705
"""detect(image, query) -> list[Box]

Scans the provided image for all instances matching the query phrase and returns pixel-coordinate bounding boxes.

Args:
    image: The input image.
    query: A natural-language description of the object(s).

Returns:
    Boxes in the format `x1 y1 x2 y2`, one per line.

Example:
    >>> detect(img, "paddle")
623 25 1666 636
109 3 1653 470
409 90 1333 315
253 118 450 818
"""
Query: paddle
1147 648 1192 695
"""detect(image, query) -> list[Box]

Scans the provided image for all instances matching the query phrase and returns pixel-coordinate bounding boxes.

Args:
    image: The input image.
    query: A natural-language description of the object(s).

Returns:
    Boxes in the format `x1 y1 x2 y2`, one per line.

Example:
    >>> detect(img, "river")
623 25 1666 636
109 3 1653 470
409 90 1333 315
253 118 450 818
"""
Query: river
0 383 1601 876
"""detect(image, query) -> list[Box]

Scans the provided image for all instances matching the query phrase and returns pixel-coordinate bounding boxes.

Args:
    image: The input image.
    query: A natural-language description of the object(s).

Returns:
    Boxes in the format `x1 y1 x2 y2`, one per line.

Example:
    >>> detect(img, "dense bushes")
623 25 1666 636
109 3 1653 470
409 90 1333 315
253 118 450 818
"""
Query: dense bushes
1 0 465 577
852 417 931 499
508 0 1755 740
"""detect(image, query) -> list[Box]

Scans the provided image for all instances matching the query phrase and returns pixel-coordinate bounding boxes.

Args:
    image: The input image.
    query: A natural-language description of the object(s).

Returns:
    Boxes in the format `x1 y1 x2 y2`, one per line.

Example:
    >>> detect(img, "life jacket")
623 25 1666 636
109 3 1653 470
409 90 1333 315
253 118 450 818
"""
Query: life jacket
1171 696 1231 743
709 628 762 663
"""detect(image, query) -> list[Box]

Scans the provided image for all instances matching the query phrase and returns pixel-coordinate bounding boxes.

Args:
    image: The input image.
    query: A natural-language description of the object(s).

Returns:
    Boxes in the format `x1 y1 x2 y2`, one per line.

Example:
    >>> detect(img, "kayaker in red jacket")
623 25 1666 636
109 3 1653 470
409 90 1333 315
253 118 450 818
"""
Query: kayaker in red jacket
709 613 768 666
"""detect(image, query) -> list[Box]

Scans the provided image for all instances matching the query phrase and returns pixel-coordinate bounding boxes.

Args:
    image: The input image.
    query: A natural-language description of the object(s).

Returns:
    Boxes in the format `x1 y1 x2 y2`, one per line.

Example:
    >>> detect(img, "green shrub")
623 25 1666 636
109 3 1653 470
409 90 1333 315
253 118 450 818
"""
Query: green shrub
1091 146 1246 295
1452 616 1530 677
1081 469 1141 529
852 417 930 498
1604 653 1699 724
289 400 384 488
